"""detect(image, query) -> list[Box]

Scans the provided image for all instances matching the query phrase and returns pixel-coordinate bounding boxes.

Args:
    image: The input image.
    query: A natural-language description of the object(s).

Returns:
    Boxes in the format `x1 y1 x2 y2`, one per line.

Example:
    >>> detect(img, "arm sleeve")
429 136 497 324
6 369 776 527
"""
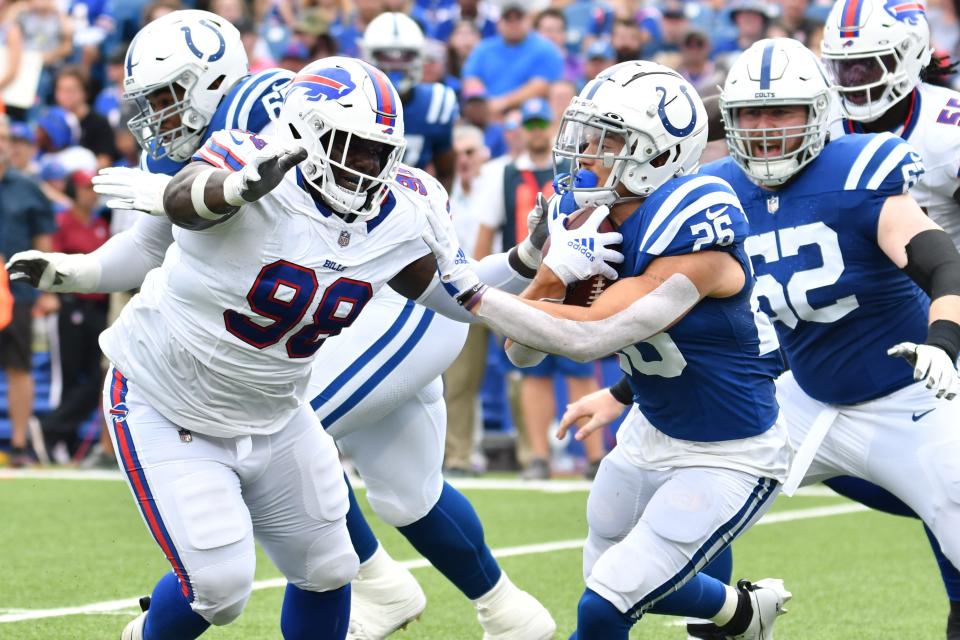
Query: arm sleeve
414 250 533 323
91 215 174 291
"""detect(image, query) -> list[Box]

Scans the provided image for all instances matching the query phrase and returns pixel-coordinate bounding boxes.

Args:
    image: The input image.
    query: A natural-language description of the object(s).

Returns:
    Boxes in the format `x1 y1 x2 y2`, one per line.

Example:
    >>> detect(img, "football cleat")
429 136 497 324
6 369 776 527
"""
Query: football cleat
346 546 426 640
724 579 791 640
121 596 150 640
476 573 556 640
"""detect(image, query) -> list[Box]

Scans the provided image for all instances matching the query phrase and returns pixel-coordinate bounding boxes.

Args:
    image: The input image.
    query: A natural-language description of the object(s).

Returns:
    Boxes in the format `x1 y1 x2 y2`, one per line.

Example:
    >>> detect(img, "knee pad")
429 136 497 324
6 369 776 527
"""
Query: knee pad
191 553 256 626
299 532 359 592
643 475 722 545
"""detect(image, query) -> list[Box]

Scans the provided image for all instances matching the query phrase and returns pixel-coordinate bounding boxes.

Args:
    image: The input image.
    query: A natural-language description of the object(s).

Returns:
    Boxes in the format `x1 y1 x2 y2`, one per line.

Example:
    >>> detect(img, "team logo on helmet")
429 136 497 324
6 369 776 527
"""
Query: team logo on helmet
289 68 357 102
883 0 925 25
656 84 698 137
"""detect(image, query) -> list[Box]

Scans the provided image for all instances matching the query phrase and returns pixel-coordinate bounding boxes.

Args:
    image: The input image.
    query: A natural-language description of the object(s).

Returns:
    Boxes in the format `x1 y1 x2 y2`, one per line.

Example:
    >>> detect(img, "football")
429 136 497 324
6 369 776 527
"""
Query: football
541 207 620 307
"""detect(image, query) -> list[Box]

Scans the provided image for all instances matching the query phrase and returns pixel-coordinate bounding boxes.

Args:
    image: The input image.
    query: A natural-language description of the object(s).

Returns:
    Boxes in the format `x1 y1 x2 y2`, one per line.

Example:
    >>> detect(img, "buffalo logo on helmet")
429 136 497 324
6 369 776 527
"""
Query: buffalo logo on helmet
289 67 357 102
883 0 925 25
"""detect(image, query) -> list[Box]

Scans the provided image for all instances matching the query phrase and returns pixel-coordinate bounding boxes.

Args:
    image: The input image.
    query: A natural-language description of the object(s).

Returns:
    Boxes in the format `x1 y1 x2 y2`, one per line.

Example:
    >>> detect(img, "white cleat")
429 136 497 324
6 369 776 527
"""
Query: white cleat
726 578 791 640
346 546 427 640
475 573 556 640
120 597 150 640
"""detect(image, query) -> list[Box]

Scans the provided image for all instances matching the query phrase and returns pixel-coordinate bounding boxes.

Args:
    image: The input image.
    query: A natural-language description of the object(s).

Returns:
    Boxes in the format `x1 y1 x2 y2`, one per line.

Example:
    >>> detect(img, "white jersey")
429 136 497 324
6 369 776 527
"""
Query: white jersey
100 128 438 437
830 83 960 244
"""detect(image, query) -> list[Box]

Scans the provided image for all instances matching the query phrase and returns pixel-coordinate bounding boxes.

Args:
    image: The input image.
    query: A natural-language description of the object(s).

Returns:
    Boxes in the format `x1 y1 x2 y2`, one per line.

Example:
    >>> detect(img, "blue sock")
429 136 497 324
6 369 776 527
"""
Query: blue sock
396 482 501 599
924 525 960 602
647 572 728 619
575 588 633 640
280 583 350 640
344 474 379 564
701 546 733 584
143 572 209 640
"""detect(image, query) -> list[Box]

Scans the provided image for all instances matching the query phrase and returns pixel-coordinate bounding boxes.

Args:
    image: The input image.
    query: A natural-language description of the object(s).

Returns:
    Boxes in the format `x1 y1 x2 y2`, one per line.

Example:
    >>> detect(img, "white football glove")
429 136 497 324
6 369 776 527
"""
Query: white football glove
5 251 101 293
888 342 960 400
421 205 482 301
222 142 307 205
92 167 172 215
543 205 623 286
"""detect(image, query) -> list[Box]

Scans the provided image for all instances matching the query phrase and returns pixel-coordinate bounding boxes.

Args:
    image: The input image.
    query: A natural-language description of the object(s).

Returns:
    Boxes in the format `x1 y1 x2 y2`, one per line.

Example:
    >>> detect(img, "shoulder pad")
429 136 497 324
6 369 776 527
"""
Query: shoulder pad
839 133 925 195
637 175 747 256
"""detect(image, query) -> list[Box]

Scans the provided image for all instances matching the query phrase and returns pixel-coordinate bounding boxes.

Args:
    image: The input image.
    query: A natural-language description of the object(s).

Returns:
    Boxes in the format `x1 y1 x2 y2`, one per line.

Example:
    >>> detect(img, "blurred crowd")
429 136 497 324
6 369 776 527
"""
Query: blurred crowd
2 0 960 476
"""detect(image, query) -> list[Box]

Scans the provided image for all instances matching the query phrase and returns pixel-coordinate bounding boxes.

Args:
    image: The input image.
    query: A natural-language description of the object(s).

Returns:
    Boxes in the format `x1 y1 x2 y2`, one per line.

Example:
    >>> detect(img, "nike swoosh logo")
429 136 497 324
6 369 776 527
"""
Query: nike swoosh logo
912 408 935 422
705 206 729 220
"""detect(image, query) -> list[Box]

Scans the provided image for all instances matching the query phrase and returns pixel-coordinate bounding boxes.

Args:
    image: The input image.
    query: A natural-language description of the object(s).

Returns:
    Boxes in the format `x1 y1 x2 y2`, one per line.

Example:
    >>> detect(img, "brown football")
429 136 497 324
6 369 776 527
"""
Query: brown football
541 207 620 307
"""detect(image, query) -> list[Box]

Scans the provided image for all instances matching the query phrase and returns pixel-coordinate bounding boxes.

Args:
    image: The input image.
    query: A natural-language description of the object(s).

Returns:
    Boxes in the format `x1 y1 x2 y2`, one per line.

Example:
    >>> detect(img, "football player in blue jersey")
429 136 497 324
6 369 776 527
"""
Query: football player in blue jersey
20 11 557 640
361 13 458 192
562 38 960 638
423 60 793 640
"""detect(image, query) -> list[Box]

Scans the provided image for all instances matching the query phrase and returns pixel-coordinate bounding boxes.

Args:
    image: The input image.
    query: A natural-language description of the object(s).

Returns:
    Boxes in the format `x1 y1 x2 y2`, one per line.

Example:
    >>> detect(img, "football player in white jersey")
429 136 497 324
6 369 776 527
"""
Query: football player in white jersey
10 43 556 640
44 10 555 640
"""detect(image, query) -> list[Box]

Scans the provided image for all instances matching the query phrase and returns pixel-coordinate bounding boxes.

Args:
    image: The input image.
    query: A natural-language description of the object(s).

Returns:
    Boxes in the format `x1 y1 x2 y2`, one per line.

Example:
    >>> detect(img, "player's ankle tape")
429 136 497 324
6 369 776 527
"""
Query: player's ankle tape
718 590 752 636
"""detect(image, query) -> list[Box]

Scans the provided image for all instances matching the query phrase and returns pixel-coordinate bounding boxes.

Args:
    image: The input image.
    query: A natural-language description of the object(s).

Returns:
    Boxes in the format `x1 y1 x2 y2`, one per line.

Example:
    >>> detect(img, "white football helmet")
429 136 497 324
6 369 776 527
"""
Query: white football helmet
124 10 248 161
278 57 406 220
362 13 425 96
821 0 932 122
553 60 708 206
721 38 832 187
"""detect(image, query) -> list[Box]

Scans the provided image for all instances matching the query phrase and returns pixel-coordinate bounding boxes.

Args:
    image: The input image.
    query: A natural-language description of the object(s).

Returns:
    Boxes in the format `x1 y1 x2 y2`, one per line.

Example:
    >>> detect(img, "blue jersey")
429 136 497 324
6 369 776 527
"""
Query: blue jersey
142 68 293 176
401 83 458 170
615 174 783 442
701 133 929 405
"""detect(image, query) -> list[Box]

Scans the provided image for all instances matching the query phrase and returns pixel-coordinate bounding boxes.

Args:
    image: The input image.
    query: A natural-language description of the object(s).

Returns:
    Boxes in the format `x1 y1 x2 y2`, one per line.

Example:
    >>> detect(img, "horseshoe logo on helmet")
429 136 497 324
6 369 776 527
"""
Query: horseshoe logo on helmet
181 19 226 63
656 85 697 137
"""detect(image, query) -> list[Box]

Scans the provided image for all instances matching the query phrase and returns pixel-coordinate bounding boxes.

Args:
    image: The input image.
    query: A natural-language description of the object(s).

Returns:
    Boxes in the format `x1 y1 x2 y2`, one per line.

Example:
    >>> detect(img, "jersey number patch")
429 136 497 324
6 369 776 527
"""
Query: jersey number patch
224 260 373 358
745 221 860 329
619 334 688 378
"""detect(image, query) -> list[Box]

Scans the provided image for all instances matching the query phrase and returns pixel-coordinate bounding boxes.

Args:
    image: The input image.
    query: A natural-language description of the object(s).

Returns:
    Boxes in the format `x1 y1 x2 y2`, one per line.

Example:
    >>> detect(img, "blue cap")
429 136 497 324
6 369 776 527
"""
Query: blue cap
39 157 67 181
520 97 553 124
585 40 615 60
36 107 78 151
10 122 35 144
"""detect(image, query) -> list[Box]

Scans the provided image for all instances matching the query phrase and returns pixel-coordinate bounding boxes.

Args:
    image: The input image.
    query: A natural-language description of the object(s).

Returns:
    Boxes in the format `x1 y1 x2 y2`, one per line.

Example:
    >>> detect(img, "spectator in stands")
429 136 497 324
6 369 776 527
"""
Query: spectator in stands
8 122 38 176
676 27 726 96
141 0 179 25
237 18 275 73
92 44 125 129
713 0 771 60
548 79 577 135
14 0 74 101
210 0 248 22
0 0 25 119
443 124 491 476
563 0 614 49
776 0 821 46
37 157 71 212
534 8 584 84
610 15 649 63
461 86 509 159
581 38 615 87
68 0 115 70
446 19 481 80
461 1 564 119
0 114 57 468
419 0 498 42
54 66 116 169
330 0 383 57
472 98 605 479
39 169 108 460
35 106 96 175
655 0 691 61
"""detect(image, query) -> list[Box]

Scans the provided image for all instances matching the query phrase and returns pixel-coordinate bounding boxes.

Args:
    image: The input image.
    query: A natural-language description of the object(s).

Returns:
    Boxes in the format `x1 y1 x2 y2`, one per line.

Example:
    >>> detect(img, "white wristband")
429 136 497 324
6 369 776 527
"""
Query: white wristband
191 168 223 220
516 238 542 270
222 171 249 207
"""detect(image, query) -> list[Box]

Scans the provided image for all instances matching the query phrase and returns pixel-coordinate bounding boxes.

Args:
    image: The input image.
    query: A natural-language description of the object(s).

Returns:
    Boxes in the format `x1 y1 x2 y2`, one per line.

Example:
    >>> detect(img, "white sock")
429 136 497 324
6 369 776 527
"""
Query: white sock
710 584 740 627
473 572 511 605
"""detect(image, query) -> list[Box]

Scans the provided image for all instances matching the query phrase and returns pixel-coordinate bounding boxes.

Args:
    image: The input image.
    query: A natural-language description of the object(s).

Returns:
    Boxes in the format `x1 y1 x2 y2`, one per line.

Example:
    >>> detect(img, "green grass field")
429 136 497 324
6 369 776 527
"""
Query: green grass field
0 472 947 639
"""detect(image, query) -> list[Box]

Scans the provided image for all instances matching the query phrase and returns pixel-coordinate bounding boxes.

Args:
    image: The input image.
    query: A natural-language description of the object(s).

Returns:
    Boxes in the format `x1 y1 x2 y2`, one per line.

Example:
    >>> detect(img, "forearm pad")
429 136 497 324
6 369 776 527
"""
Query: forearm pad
927 319 960 363
903 229 960 299
476 273 701 362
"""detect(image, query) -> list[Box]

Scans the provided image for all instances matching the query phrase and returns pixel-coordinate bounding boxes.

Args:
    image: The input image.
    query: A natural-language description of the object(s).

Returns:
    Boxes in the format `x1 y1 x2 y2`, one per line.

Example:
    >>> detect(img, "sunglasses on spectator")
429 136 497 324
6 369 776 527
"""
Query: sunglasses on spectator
523 119 550 131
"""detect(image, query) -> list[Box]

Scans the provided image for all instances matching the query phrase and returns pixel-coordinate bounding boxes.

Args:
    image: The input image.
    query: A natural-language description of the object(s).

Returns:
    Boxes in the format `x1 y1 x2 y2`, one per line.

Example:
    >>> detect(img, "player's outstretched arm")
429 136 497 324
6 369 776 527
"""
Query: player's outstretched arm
163 144 306 230
879 193 960 399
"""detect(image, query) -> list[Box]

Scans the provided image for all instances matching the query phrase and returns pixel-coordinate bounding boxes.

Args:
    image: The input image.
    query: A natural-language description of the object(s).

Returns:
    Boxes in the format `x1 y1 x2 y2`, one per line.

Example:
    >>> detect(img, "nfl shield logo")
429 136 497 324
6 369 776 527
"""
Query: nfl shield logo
338 230 351 247
767 195 780 214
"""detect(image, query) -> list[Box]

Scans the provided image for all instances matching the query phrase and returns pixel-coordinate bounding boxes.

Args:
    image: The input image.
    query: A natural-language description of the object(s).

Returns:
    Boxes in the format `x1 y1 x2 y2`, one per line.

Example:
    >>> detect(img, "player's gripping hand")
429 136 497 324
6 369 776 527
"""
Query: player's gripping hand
888 342 960 400
223 143 307 205
5 251 99 293
556 387 626 441
543 205 623 286
92 167 171 215
421 205 484 305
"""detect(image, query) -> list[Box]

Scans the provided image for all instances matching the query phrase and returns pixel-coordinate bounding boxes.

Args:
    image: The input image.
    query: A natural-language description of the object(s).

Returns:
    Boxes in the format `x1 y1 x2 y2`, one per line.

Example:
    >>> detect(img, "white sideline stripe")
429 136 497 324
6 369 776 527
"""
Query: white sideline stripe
0 503 867 624
0 469 839 498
